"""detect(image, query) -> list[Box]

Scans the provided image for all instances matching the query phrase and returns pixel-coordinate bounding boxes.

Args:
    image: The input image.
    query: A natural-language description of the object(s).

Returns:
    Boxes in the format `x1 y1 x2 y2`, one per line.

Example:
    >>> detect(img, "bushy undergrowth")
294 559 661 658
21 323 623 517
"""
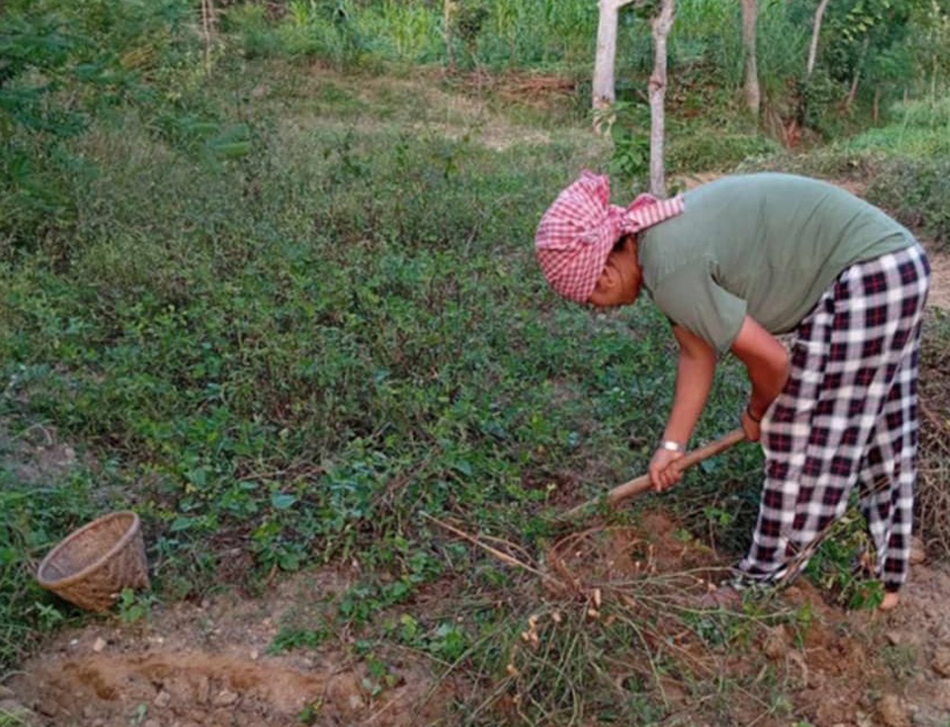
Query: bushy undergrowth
0 48 766 672
0 458 101 665
866 156 950 248
747 97 950 250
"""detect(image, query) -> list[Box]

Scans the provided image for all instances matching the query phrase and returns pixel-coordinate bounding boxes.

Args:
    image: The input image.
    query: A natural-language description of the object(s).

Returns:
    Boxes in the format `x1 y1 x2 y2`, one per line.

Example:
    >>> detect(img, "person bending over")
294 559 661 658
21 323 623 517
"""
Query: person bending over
535 171 930 611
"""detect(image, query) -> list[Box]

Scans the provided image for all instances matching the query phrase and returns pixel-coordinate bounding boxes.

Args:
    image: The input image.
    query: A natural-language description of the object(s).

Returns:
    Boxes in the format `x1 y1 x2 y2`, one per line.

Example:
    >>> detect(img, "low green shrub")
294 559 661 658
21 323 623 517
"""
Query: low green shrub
866 156 950 248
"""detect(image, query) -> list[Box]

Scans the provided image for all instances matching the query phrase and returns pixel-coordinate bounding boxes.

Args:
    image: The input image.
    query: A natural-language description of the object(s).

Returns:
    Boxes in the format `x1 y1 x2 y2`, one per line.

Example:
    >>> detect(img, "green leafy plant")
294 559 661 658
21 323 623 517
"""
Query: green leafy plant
803 509 885 610
117 587 157 624
297 700 322 725
268 624 328 655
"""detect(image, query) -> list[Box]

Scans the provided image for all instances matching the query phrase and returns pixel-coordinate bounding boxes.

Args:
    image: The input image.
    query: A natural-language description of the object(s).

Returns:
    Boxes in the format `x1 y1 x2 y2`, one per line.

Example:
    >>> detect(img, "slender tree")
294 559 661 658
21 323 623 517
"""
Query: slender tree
807 0 831 78
742 0 760 115
201 0 216 73
444 0 456 72
845 34 871 111
649 0 675 197
593 0 640 113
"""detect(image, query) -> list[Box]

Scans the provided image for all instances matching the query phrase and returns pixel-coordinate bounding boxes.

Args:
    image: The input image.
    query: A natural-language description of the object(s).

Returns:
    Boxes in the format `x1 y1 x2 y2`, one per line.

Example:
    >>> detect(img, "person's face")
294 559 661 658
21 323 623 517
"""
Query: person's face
588 237 642 308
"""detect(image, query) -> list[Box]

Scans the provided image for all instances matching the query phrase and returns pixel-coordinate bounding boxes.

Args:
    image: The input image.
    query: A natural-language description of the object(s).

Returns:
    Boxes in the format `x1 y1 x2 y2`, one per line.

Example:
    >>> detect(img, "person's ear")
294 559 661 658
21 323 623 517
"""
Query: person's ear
589 260 616 305
591 269 611 297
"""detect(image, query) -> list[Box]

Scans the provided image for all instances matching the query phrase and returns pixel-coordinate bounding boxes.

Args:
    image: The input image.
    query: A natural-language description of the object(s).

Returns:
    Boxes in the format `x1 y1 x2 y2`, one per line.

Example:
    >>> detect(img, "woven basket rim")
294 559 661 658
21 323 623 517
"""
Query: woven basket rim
36 511 142 589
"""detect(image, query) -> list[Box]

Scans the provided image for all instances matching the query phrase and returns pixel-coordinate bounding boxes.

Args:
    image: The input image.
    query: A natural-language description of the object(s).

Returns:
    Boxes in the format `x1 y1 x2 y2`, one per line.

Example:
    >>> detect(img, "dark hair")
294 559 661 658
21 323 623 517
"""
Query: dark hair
613 234 637 252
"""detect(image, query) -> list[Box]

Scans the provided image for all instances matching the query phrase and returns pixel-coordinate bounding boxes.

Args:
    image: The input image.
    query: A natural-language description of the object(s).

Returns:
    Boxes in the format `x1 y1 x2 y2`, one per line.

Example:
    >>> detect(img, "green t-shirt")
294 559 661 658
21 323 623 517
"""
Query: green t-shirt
638 173 916 354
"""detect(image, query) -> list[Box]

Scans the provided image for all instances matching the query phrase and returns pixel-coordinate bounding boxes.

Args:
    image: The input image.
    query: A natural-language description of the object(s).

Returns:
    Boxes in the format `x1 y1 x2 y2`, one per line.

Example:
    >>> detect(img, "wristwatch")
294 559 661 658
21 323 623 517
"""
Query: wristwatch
659 440 685 453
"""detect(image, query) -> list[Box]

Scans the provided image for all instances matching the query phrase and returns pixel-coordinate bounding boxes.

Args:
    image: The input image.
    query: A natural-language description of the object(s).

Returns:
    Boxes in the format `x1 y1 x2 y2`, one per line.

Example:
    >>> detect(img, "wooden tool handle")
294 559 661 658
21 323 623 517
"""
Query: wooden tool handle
606 428 747 508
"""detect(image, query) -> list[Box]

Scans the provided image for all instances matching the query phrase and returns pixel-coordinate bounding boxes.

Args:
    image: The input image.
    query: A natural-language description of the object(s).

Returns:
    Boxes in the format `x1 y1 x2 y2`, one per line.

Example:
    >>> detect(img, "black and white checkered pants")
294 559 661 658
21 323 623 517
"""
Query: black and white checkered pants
738 242 930 592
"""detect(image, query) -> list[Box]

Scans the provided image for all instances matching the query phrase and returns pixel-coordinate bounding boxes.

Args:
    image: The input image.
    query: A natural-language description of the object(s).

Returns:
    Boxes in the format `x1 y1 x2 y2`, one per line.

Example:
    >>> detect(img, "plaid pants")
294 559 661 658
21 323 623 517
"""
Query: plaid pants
738 243 930 592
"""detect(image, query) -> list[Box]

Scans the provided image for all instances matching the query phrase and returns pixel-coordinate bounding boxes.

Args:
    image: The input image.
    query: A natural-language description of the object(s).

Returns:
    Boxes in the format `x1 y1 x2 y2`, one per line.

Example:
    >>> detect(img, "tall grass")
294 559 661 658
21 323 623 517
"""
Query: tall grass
222 0 946 125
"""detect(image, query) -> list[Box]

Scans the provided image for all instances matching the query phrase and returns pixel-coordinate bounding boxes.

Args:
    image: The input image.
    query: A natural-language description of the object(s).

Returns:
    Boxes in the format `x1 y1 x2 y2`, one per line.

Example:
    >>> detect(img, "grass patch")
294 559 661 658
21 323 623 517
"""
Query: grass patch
742 98 950 250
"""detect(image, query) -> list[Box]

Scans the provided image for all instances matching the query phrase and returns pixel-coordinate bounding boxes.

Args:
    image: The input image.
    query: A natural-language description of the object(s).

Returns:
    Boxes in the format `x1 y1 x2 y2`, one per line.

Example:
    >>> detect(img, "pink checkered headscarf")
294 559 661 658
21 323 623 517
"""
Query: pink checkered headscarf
535 171 684 303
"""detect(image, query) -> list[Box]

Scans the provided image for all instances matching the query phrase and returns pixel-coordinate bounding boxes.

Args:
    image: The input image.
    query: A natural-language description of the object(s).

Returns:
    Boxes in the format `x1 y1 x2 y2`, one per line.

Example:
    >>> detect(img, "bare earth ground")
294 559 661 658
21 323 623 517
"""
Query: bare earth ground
5 510 950 726
8 570 457 727
925 249 950 312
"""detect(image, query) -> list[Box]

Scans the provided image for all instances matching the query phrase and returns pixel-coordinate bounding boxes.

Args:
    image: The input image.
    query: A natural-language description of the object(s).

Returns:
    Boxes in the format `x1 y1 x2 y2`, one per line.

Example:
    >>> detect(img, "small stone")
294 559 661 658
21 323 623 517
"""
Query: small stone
200 599 210 609
194 675 210 704
878 694 910 727
933 647 950 677
83 705 97 718
935 679 950 709
886 631 904 646
909 537 925 565
92 637 106 653
212 689 238 707
249 649 259 661
92 720 106 727
34 700 56 717
154 690 172 709
348 694 365 711
763 626 788 660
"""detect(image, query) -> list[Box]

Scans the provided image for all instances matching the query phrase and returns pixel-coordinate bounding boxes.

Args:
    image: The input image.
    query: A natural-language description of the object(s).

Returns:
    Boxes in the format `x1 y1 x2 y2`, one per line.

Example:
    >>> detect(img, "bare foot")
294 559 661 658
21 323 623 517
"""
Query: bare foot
879 591 899 611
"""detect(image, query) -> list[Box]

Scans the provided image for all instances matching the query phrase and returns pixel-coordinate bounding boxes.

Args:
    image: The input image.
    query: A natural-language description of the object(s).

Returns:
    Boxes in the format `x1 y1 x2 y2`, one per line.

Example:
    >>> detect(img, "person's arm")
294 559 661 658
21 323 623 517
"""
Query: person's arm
729 316 790 441
649 325 717 491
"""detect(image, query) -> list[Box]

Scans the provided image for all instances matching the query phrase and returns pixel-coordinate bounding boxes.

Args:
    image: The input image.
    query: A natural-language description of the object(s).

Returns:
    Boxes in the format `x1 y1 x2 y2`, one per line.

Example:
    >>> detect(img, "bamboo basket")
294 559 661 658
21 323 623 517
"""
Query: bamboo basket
37 511 150 612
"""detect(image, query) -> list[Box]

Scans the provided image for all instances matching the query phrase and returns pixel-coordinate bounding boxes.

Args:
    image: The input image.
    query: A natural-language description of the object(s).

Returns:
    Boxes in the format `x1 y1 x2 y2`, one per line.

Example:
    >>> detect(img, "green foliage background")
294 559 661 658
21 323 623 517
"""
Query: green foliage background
1 2 948 721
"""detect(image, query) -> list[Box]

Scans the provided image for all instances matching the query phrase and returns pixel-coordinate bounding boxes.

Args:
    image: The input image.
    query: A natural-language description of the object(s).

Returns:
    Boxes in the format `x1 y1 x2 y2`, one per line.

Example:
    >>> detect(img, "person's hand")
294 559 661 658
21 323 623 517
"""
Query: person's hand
741 407 761 442
649 447 684 492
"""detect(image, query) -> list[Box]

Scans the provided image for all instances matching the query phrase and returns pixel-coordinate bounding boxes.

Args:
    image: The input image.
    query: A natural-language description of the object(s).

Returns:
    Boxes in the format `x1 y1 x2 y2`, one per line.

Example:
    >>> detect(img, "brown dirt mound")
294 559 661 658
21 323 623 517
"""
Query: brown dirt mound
23 650 446 727
8 571 455 727
545 511 723 600
8 508 950 727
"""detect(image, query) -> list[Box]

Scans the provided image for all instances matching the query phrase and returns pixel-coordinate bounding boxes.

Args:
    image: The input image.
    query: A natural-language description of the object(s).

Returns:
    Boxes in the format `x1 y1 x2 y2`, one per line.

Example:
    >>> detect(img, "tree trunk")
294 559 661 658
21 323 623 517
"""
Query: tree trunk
845 35 870 112
741 0 760 116
593 0 622 114
873 88 880 122
649 0 675 197
593 0 636 117
444 0 456 73
806 0 830 78
201 0 216 73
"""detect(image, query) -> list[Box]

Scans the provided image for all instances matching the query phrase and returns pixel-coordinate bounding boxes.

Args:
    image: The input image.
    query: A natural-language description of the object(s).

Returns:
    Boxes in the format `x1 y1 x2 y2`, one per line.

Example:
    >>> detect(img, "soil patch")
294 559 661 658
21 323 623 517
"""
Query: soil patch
8 570 456 727
7 509 950 726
